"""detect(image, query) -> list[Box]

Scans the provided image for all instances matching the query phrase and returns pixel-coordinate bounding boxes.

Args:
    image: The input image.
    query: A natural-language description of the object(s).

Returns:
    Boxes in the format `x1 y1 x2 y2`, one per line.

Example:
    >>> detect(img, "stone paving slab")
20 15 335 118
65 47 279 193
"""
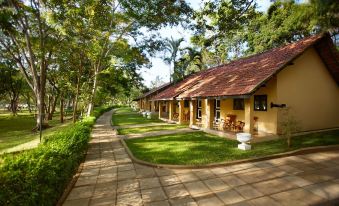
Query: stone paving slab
62 109 339 206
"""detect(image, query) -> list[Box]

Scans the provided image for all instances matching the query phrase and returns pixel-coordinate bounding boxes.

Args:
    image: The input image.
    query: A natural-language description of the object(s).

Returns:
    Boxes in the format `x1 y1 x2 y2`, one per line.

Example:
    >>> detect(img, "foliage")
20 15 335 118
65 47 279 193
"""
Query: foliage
125 130 339 165
0 60 25 115
163 37 185 82
192 0 259 64
246 0 339 53
279 107 301 148
0 106 112 206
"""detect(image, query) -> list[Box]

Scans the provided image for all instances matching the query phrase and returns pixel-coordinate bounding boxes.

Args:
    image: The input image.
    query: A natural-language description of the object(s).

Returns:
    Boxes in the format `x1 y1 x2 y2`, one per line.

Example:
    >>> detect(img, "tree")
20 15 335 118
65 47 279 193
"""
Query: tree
192 0 259 64
246 0 339 54
0 59 25 115
48 0 192 116
163 37 184 82
279 107 301 148
0 0 60 128
150 76 165 89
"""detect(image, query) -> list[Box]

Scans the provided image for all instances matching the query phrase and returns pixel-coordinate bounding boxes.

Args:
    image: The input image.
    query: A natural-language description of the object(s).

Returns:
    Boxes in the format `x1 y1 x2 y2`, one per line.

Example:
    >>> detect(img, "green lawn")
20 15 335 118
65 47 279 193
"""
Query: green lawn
112 107 162 126
118 124 187 135
125 130 339 165
0 112 70 152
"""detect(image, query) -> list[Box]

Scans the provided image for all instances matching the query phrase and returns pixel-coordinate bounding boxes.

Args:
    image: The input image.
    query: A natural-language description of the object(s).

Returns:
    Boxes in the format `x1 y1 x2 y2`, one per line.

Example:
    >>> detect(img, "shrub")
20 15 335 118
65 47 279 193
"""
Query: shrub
0 106 113 206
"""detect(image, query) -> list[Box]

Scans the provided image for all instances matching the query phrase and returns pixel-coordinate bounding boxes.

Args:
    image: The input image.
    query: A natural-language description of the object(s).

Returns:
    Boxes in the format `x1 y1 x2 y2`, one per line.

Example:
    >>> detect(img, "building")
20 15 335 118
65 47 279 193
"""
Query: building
151 33 339 136
134 83 172 114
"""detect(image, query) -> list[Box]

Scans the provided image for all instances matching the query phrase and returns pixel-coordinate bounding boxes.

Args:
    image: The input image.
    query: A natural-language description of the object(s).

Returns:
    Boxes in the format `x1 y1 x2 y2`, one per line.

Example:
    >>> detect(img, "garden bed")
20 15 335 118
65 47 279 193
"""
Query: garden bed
125 130 339 165
0 106 113 206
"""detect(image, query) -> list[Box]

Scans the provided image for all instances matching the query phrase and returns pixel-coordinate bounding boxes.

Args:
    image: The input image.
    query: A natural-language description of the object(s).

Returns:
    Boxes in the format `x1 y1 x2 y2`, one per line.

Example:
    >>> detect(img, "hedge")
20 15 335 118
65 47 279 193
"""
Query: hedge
0 106 113 206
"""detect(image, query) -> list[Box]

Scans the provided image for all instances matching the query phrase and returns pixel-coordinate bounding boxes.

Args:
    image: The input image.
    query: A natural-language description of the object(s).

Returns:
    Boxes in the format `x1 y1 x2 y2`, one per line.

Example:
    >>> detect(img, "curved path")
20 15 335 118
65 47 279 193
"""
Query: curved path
63 110 339 206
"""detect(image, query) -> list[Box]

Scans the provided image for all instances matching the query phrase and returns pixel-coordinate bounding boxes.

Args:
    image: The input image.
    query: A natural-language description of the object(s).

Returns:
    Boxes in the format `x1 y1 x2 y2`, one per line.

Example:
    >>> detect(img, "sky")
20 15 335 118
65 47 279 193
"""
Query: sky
139 0 273 88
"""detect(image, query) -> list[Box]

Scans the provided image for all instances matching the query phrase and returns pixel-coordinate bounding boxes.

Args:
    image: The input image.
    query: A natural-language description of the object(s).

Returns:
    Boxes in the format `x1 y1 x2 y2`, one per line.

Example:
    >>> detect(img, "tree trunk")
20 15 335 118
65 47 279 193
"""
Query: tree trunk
26 96 32 113
60 92 64 123
46 95 52 119
10 98 18 116
48 95 59 120
73 55 83 123
35 87 48 130
87 68 98 117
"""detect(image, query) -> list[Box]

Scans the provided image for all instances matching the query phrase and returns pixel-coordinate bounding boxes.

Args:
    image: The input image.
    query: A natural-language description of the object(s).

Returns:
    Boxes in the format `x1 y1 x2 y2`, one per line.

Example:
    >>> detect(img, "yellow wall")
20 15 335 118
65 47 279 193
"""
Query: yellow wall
277 47 339 131
252 77 278 134
218 77 278 134
220 99 245 121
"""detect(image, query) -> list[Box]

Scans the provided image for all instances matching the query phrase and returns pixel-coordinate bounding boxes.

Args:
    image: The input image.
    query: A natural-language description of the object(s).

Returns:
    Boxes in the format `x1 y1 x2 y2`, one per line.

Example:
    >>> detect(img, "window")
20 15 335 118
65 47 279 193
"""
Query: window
196 99 202 119
215 100 221 120
254 95 267 111
233 99 244 110
215 99 220 109
184 100 189 108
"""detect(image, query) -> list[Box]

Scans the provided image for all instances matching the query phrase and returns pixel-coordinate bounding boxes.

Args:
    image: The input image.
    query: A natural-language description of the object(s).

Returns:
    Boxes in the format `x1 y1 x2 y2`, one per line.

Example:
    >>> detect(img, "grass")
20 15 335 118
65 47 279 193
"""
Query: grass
118 124 187 135
125 130 339 165
0 111 71 152
112 107 162 126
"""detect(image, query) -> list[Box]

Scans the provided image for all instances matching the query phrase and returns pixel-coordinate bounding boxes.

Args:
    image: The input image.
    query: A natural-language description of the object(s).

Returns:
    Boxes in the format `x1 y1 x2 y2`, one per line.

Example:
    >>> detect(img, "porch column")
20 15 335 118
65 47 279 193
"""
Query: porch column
178 100 184 124
169 100 174 121
189 100 196 127
204 99 213 129
158 101 162 119
150 101 155 113
244 98 254 134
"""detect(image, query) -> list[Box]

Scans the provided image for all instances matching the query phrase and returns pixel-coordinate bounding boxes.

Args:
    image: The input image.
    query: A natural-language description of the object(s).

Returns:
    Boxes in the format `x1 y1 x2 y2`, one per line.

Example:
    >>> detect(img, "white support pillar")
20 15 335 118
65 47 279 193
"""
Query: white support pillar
204 99 213 129
178 100 184 124
169 101 174 121
244 98 254 134
189 100 196 127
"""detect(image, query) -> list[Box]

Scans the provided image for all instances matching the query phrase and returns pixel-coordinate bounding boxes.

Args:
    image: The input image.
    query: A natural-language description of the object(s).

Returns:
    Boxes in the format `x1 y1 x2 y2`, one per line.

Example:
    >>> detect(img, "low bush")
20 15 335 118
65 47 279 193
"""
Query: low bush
0 106 113 206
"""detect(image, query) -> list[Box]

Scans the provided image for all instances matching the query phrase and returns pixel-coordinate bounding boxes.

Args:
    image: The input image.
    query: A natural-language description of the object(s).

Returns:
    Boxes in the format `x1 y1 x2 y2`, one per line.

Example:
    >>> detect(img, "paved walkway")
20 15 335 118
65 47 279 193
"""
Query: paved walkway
63 110 339 206
119 128 198 140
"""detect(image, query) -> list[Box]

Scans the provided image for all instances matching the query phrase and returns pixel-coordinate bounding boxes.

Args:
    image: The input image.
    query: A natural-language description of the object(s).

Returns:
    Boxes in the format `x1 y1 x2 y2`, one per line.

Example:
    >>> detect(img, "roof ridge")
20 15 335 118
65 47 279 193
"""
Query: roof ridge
209 33 325 71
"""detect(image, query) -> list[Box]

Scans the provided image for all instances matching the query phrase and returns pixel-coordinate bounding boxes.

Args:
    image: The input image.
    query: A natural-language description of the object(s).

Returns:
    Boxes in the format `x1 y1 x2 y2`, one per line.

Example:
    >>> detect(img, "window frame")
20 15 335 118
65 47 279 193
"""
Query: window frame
196 99 202 119
254 95 267 111
233 98 244 110
214 99 221 121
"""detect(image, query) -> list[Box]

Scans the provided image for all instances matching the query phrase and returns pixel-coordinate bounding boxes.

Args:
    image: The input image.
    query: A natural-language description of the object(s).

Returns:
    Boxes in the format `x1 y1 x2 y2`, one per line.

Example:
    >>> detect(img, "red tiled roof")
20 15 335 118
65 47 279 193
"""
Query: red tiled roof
133 82 171 101
314 35 339 85
153 33 338 100
151 68 218 100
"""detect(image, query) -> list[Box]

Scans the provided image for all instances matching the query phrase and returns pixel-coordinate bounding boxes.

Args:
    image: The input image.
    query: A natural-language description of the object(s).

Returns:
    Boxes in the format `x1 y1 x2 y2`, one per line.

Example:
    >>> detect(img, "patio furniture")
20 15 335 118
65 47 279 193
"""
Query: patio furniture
196 118 203 128
223 114 237 131
172 113 179 121
184 112 190 121
213 119 221 130
235 121 245 132
254 116 259 132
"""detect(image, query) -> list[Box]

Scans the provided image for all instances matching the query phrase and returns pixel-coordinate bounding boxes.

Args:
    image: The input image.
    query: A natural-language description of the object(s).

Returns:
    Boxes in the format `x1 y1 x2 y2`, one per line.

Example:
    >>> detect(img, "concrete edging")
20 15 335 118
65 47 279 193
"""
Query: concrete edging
121 138 339 169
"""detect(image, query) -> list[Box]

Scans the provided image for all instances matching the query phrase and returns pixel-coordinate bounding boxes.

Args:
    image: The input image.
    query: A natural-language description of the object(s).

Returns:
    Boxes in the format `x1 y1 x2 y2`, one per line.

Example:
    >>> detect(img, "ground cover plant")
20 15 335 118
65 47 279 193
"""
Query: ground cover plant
125 130 339 165
118 124 187 135
112 107 161 126
0 106 113 206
